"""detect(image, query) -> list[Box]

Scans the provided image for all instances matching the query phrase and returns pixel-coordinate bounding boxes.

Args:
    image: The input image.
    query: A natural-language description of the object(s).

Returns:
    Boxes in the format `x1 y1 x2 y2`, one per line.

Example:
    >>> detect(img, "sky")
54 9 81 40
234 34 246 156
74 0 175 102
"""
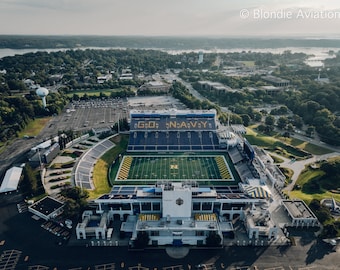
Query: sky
1 0 340 37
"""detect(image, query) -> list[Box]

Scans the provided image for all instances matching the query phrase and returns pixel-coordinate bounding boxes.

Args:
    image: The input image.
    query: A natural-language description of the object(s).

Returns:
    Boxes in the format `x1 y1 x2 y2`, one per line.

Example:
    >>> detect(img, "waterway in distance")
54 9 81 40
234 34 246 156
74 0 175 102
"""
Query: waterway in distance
0 46 338 67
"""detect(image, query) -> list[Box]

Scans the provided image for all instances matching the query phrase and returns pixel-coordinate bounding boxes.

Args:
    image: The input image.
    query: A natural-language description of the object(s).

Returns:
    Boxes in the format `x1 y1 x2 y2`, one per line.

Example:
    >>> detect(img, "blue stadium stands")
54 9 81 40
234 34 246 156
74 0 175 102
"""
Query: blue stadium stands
127 110 221 152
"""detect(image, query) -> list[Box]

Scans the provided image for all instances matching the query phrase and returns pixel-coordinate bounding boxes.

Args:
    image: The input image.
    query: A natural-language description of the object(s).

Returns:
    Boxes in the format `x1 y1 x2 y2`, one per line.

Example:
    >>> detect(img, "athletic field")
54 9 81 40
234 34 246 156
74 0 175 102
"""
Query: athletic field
116 155 235 182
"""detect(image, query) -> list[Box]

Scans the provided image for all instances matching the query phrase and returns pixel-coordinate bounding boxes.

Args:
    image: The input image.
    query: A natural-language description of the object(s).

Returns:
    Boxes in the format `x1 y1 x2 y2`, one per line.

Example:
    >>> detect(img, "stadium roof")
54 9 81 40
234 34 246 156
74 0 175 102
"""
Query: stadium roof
130 108 217 117
0 166 23 193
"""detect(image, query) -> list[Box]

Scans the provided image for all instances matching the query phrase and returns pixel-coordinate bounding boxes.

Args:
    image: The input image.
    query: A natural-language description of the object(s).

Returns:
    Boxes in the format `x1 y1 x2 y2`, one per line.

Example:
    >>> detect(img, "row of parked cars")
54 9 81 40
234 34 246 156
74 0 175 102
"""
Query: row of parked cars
41 220 71 240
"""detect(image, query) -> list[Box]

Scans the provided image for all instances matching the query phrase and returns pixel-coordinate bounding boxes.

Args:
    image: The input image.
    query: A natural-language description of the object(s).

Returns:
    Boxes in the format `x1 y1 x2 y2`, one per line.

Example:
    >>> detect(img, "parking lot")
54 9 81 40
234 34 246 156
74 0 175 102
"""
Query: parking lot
0 249 22 270
44 96 185 136
47 98 128 133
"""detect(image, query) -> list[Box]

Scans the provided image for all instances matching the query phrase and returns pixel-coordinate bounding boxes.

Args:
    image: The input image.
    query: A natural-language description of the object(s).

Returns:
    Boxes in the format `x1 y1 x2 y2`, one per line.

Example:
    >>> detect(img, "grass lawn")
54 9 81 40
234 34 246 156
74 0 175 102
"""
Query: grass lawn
287 168 340 204
1 117 50 154
295 169 325 187
277 136 332 155
66 88 133 98
18 117 51 137
88 158 111 200
269 154 284 163
238 61 255 67
88 135 128 199
289 190 340 205
245 127 331 157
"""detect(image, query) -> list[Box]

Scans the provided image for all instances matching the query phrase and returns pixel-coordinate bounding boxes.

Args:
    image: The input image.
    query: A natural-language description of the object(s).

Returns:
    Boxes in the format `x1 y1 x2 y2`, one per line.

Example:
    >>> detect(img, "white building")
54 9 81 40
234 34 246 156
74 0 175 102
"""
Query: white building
97 74 112 84
76 211 108 240
28 196 64 220
138 81 171 93
91 181 270 247
0 166 23 193
198 51 204 64
120 68 133 80
282 200 319 227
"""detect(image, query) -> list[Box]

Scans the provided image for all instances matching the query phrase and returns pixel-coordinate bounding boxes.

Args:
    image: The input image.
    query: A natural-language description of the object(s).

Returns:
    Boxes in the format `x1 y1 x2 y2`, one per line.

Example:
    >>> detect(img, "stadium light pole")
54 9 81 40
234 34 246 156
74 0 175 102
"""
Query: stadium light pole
117 113 120 133
37 148 43 170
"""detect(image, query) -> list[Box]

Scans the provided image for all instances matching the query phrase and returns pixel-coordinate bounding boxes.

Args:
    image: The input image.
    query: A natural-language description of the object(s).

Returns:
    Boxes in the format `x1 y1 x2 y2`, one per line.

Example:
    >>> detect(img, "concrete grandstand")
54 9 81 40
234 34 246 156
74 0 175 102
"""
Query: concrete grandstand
74 109 320 248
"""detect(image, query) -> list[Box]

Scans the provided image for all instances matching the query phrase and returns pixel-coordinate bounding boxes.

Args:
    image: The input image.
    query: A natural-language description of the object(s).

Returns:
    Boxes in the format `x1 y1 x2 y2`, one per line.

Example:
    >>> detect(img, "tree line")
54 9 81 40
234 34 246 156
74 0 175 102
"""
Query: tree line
183 63 340 145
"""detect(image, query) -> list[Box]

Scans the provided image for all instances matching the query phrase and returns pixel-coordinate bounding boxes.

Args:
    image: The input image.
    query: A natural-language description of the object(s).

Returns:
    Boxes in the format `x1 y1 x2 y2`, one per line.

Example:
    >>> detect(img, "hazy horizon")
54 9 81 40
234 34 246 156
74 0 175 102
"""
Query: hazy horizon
1 0 340 37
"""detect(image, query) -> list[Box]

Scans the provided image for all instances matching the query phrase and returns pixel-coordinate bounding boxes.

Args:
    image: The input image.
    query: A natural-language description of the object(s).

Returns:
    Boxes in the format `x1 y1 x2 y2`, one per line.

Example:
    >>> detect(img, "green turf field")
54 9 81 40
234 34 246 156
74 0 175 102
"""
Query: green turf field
116 155 234 182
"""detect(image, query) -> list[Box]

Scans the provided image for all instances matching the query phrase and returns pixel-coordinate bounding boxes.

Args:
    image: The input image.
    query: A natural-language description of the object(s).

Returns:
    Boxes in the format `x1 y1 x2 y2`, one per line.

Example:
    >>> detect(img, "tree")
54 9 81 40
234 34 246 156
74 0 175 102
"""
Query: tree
60 186 89 218
240 114 251 126
306 126 315 137
309 199 332 224
205 231 222 247
265 115 275 126
277 116 289 130
22 164 38 196
321 224 338 238
287 123 294 133
290 114 303 129
253 111 262 122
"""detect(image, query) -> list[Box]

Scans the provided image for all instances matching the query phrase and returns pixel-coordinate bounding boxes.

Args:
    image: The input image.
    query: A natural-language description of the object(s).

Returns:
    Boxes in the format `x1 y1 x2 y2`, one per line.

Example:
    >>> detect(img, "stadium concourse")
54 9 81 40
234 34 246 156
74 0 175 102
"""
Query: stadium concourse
74 109 319 248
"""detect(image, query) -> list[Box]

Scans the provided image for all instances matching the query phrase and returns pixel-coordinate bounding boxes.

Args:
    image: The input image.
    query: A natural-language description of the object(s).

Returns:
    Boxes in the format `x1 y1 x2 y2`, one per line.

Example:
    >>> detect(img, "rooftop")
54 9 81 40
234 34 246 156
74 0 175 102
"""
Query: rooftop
282 200 317 219
29 196 64 217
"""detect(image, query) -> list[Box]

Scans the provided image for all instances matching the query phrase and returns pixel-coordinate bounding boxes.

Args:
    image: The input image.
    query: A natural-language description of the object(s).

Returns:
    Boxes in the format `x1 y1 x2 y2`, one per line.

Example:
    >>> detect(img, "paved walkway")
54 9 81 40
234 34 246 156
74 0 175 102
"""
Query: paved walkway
269 151 340 192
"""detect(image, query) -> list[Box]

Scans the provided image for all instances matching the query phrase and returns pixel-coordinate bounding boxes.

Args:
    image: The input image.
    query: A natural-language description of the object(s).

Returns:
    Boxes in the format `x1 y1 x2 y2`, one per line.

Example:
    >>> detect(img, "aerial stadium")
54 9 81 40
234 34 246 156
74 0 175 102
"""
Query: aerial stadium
75 108 318 248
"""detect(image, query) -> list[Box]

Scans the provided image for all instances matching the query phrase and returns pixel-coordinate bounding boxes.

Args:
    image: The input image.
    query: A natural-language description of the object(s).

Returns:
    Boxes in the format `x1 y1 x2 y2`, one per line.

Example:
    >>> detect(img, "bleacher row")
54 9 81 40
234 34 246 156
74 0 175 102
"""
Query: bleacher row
138 213 160 221
74 139 115 189
127 131 220 152
117 156 133 180
215 156 232 179
194 213 217 221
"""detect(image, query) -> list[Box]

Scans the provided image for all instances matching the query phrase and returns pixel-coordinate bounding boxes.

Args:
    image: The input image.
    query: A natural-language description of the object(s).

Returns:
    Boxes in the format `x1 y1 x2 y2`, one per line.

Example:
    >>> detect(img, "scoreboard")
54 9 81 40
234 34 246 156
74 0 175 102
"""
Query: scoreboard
132 119 214 130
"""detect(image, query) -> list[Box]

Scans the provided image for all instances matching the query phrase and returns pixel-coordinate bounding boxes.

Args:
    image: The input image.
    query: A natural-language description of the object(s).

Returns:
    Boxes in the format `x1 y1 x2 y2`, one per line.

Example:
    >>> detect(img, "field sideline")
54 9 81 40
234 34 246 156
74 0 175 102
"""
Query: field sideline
115 155 235 182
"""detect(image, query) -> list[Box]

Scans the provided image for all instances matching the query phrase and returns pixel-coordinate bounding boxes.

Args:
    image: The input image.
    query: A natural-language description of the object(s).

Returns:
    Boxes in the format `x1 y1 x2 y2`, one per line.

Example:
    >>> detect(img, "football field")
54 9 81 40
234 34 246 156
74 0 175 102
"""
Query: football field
116 155 235 182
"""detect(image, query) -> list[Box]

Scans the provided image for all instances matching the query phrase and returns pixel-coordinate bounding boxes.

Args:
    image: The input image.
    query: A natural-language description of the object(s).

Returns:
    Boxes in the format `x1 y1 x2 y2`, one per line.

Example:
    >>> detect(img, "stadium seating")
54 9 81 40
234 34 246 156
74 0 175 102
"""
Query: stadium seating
215 156 232 179
128 111 220 152
117 156 133 180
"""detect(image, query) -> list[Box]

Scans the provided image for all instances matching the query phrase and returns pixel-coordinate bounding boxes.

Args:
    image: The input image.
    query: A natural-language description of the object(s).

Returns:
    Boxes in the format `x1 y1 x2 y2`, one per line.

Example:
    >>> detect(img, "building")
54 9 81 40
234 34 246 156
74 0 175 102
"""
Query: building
198 51 204 64
260 86 285 96
119 68 133 80
0 166 23 193
28 140 60 167
261 75 290 87
74 109 319 248
76 210 108 240
138 81 171 94
197 81 233 93
42 143 60 164
321 198 340 213
28 196 64 220
90 181 263 246
244 208 278 240
97 74 112 84
282 200 319 227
